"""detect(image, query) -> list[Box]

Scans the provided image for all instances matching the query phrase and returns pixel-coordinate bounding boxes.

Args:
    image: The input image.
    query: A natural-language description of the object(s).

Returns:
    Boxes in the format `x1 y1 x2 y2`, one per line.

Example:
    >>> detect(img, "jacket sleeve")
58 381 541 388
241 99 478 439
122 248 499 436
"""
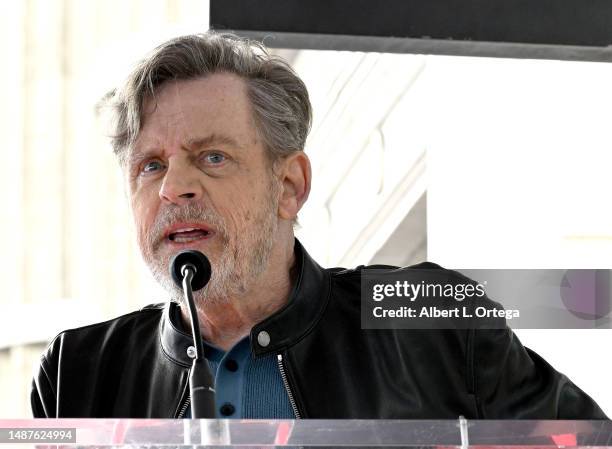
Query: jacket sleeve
473 327 607 419
30 351 58 418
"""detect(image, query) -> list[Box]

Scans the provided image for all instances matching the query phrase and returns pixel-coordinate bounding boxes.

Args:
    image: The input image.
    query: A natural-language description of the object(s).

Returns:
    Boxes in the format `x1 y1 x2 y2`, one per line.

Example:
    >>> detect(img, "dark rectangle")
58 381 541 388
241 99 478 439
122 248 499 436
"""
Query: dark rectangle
211 0 612 47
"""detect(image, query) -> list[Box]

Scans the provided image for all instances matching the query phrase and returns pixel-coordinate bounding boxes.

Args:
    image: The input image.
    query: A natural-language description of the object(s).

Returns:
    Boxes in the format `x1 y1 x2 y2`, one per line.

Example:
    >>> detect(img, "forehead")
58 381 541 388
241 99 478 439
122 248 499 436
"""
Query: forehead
136 73 257 148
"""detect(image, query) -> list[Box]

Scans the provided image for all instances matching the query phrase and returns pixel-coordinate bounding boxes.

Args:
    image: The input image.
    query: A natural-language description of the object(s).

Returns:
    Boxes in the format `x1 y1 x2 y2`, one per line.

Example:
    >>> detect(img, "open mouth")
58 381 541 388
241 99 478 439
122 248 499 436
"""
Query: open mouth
167 227 212 243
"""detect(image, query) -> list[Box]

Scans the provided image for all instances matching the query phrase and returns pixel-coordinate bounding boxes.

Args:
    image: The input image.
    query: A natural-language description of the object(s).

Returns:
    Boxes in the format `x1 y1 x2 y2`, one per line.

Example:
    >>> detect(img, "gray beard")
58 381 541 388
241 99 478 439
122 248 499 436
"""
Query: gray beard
141 195 279 309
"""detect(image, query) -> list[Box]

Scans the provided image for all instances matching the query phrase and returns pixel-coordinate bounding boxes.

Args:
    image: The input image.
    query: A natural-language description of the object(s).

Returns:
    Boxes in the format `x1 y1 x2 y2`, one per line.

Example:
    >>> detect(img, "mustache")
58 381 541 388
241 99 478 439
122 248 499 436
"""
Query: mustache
147 202 228 247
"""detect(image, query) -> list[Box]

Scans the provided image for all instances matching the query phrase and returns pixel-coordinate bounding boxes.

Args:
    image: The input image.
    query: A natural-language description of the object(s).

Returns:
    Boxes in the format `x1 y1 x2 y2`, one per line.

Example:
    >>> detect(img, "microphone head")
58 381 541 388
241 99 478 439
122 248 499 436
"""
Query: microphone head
170 250 212 291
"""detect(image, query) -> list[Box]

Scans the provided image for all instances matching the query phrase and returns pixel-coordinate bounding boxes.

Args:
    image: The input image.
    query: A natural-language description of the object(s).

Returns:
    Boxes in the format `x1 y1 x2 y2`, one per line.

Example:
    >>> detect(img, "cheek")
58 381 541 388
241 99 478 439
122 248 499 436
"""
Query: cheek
131 190 159 239
213 191 257 233
210 173 275 233
242 193 260 223
216 202 247 232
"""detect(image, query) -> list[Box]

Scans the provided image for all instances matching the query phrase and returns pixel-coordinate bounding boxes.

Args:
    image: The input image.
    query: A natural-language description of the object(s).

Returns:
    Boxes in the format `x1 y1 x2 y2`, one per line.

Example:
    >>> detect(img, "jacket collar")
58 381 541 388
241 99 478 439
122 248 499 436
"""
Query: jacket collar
160 239 330 365
250 239 330 357
160 300 194 367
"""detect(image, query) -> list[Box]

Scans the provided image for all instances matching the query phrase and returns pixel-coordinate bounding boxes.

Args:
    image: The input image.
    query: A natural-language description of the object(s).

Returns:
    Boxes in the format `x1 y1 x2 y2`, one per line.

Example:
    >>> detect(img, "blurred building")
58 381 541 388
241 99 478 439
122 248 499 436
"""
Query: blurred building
0 0 210 418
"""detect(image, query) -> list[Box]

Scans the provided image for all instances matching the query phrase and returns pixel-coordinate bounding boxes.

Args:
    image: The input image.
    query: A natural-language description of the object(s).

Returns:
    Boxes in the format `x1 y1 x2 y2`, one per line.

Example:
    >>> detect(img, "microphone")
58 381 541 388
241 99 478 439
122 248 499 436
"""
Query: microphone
170 250 212 291
170 250 216 419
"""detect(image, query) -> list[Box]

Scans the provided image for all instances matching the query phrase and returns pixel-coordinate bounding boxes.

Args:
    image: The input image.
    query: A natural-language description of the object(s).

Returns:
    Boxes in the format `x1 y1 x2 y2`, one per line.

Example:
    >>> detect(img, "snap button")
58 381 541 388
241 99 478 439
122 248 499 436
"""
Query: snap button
257 330 271 347
186 346 196 359
220 403 235 416
225 359 239 372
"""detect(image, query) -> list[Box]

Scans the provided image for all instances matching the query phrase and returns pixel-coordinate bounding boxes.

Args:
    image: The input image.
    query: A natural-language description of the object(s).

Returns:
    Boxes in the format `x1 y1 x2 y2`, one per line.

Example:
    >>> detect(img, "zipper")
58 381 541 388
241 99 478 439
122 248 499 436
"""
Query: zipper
277 354 302 419
176 395 190 419
175 365 193 419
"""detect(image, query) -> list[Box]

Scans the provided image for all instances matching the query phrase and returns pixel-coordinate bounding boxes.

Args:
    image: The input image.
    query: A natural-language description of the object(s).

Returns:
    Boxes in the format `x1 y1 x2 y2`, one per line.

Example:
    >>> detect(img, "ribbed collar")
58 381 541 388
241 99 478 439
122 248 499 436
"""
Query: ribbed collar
159 239 330 366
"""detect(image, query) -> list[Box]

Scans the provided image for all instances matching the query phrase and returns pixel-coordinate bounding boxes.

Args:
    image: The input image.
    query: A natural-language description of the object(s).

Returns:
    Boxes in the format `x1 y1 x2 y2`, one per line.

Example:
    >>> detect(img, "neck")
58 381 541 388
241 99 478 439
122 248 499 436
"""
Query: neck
180 238 296 351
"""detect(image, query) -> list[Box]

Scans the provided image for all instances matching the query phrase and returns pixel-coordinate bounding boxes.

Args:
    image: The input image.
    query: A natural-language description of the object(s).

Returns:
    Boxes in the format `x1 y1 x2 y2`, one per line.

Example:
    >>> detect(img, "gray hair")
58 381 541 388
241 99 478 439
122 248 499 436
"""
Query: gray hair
102 31 312 166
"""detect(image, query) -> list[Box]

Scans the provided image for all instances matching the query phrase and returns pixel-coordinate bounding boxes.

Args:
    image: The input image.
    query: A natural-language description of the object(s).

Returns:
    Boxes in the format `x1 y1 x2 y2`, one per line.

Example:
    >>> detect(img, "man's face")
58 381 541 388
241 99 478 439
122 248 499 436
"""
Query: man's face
127 73 280 304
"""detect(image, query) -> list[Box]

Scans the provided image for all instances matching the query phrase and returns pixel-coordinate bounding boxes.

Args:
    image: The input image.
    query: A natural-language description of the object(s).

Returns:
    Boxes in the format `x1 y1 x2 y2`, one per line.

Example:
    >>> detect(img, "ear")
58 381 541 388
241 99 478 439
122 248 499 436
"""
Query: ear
277 152 311 221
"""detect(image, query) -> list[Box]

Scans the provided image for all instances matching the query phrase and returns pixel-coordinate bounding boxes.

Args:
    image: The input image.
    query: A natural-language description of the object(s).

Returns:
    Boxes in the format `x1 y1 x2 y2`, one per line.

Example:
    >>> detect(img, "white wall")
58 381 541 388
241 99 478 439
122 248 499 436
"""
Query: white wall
0 0 210 418
426 56 612 415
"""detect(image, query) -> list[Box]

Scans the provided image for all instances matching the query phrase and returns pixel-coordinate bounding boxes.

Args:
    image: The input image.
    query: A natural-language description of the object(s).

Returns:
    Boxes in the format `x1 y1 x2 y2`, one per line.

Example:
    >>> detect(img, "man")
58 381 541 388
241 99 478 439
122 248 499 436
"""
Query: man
31 31 606 419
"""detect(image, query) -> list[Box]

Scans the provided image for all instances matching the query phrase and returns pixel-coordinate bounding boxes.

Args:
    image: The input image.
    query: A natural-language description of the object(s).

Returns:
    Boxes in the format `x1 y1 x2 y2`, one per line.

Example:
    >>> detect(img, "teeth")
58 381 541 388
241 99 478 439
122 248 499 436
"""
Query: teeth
173 235 203 243
167 227 210 242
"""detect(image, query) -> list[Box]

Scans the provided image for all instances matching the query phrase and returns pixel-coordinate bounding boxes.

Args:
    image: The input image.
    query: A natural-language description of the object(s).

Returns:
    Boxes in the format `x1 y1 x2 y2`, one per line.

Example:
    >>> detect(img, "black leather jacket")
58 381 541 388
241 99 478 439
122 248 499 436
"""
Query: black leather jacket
31 240 606 418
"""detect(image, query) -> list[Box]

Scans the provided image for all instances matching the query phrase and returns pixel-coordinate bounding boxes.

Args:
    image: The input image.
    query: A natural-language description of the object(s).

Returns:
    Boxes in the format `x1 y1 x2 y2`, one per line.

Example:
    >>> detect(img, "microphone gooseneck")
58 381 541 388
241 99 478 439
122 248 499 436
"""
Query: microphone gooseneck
169 250 215 419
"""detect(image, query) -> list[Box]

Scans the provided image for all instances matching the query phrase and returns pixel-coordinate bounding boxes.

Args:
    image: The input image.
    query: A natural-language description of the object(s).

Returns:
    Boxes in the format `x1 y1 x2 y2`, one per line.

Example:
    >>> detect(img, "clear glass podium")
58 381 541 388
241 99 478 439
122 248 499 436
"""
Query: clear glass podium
1 418 611 448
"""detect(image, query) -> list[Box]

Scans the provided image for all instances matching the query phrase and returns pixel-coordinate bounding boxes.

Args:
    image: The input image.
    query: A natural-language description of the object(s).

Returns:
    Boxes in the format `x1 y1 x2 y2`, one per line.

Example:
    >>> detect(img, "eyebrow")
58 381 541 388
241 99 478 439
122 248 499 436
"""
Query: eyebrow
185 134 244 151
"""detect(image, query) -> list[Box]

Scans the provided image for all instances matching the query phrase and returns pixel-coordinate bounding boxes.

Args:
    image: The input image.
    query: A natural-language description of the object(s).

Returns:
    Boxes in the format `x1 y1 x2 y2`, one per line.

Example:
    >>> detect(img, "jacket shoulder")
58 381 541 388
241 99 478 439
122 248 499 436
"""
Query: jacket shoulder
326 261 453 297
327 260 445 278
38 302 165 374
31 303 166 417
44 302 164 350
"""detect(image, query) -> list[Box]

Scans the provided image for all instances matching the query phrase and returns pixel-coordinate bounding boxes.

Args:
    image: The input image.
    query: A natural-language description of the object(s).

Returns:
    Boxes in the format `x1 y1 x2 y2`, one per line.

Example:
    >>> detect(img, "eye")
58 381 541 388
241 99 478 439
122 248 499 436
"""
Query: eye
140 160 165 175
203 152 226 165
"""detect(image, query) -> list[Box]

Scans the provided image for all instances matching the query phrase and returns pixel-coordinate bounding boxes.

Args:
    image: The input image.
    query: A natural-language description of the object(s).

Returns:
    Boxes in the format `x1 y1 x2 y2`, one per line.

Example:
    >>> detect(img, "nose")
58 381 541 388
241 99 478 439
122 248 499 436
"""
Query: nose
159 159 203 205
